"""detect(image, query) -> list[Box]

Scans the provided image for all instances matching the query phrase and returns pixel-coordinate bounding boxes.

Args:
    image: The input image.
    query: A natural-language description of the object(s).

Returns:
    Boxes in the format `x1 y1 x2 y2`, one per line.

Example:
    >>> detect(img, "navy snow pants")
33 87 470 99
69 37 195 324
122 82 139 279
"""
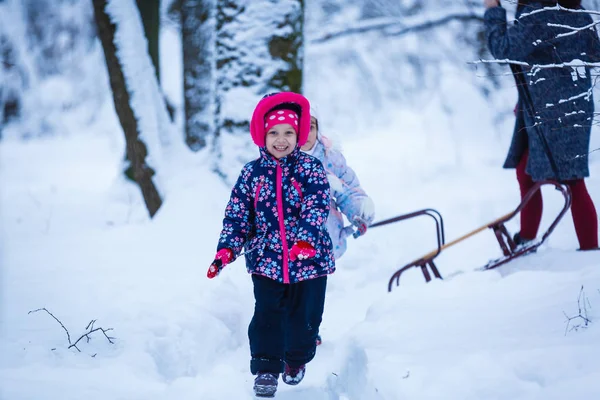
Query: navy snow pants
248 274 327 374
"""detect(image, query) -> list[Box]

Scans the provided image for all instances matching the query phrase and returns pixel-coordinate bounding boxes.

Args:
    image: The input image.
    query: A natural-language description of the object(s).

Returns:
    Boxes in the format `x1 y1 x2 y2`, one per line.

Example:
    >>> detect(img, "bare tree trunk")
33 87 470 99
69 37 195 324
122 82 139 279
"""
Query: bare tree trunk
0 33 23 130
135 0 161 82
181 0 214 151
214 0 305 181
92 0 163 218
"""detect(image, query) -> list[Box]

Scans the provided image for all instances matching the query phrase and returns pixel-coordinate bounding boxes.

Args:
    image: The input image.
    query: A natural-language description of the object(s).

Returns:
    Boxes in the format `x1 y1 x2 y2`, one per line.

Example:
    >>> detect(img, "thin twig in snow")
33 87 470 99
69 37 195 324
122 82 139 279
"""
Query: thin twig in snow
28 308 72 345
29 308 115 353
68 320 115 353
563 286 592 336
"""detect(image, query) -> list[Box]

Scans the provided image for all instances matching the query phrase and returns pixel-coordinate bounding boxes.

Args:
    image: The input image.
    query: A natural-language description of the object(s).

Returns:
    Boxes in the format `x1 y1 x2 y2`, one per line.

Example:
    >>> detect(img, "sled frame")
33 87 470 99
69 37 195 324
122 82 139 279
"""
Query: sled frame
378 181 571 292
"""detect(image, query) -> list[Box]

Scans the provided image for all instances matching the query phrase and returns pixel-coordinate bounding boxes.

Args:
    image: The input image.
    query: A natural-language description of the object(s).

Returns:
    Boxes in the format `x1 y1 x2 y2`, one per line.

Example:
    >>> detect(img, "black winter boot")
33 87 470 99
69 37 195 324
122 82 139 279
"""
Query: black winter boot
282 363 306 385
513 232 534 247
253 372 278 398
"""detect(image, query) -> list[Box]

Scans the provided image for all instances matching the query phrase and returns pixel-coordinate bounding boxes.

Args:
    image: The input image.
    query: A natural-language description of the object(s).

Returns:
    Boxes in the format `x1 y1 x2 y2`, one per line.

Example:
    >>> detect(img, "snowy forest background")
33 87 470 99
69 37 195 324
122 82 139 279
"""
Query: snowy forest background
8 0 600 193
2 0 600 399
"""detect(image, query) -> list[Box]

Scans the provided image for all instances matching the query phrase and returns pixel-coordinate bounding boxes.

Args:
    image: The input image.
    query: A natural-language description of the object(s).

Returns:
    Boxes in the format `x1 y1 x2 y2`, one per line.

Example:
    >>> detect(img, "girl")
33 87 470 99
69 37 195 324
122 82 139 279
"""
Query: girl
301 108 375 259
207 92 335 398
301 108 375 346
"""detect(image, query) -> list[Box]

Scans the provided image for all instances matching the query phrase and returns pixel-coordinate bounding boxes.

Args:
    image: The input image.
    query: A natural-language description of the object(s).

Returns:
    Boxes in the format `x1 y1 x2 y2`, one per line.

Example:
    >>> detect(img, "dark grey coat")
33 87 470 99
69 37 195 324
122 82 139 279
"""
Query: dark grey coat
484 3 600 181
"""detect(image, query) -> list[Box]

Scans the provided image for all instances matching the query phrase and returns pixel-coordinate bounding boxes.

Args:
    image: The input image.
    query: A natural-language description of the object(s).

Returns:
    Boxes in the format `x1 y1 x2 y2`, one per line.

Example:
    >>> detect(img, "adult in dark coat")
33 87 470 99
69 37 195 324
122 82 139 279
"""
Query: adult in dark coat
484 0 599 250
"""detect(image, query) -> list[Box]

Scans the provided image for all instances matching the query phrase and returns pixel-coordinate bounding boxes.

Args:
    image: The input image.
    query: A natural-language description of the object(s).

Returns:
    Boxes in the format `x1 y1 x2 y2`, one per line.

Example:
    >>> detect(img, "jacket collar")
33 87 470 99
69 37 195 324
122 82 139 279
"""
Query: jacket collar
259 146 301 167
310 140 326 160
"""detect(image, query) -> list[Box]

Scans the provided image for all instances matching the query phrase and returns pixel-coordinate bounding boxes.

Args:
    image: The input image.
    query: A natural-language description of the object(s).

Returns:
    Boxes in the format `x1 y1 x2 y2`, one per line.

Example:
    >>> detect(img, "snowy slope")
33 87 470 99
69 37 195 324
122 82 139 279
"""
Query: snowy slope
2 2 600 399
1 117 599 399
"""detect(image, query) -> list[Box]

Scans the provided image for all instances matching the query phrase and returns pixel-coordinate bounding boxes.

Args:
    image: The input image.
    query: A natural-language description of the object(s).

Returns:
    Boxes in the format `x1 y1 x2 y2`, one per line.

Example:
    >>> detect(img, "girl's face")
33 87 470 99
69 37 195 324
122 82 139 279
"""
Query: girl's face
265 123 297 159
301 117 318 151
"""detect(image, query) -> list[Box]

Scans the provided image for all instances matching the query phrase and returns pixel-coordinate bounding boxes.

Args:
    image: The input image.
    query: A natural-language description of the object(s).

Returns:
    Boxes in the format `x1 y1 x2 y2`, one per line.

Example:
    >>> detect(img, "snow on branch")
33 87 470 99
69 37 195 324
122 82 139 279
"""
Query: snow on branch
557 89 593 104
310 12 484 44
548 20 600 39
520 4 600 19
512 6 600 45
469 58 600 79
29 308 115 354
572 146 600 160
470 58 529 67
470 58 600 69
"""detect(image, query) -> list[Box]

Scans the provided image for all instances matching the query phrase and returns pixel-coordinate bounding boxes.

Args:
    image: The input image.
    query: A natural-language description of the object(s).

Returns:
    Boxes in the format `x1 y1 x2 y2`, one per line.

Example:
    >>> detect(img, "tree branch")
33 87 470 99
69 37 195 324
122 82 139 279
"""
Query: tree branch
388 14 485 37
563 285 592 336
29 308 72 345
470 58 600 69
29 308 115 353
521 4 600 19
547 20 600 39
470 58 530 67
68 320 115 353
572 147 600 160
310 13 484 44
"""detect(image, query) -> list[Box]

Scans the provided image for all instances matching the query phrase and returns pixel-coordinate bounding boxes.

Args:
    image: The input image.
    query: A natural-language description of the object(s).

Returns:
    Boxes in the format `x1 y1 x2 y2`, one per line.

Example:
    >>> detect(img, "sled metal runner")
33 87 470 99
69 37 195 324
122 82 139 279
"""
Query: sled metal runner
373 181 571 292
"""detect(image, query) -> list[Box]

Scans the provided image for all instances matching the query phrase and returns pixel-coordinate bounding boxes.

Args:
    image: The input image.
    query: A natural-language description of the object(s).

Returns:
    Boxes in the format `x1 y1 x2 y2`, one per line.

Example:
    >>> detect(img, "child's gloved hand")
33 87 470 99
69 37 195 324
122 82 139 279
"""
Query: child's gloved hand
289 241 316 261
352 216 369 238
207 248 234 279
358 197 375 224
352 197 374 239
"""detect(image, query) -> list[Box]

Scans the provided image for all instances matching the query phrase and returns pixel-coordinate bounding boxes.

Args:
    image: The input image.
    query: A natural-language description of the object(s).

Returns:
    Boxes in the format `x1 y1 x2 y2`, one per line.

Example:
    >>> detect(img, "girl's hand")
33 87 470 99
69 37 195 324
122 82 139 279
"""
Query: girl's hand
289 241 316 261
207 248 234 279
484 0 500 8
359 197 375 224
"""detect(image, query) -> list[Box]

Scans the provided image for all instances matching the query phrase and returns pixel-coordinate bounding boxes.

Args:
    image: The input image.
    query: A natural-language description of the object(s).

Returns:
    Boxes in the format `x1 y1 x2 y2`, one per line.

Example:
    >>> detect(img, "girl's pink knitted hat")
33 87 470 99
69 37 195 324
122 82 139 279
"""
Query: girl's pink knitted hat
250 92 310 147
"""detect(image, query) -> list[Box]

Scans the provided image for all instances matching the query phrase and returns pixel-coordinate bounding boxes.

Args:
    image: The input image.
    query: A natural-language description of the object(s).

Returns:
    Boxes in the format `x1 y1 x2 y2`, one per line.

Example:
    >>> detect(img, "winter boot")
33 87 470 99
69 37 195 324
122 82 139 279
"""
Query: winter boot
253 372 278 398
282 363 305 386
513 232 535 249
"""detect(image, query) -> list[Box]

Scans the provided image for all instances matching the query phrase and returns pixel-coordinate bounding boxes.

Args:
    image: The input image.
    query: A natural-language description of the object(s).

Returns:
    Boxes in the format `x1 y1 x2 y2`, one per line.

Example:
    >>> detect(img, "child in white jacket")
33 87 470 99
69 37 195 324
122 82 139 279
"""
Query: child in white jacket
301 109 375 259
301 109 375 345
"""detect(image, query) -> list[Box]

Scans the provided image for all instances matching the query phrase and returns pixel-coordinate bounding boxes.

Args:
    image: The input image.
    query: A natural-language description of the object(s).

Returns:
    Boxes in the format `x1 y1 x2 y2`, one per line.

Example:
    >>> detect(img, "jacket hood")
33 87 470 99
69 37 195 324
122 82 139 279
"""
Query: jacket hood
250 92 311 148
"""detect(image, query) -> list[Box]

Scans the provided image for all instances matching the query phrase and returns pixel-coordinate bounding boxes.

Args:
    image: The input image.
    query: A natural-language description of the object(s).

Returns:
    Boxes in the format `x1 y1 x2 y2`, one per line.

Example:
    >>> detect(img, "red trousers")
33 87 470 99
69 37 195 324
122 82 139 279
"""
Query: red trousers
517 149 598 250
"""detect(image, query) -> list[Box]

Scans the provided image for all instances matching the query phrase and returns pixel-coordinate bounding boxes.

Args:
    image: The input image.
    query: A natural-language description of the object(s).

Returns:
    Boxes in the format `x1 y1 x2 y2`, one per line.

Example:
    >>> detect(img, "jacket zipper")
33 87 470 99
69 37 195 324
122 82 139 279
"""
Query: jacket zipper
276 161 290 284
254 178 263 210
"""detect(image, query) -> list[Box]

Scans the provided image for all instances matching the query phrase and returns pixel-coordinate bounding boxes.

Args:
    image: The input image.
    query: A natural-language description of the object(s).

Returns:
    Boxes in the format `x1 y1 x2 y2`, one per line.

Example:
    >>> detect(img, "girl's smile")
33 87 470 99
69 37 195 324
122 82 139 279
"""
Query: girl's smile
265 123 297 159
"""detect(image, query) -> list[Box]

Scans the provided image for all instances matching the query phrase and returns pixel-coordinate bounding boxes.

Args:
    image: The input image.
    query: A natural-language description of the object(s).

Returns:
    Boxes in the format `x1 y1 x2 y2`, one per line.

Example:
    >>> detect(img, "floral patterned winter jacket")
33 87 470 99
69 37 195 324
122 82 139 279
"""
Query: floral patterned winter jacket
216 147 335 284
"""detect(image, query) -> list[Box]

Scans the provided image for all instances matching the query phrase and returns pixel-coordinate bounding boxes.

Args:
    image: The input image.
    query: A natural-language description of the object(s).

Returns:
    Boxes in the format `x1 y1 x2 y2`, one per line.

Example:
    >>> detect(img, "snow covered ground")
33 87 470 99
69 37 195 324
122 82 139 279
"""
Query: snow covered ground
1 112 599 399
2 2 600 397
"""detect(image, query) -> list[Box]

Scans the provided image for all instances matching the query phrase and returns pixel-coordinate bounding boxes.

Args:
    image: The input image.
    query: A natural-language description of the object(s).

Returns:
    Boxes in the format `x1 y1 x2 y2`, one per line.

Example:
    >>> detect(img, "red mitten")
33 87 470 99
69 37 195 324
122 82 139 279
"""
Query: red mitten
289 241 316 261
207 248 234 279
